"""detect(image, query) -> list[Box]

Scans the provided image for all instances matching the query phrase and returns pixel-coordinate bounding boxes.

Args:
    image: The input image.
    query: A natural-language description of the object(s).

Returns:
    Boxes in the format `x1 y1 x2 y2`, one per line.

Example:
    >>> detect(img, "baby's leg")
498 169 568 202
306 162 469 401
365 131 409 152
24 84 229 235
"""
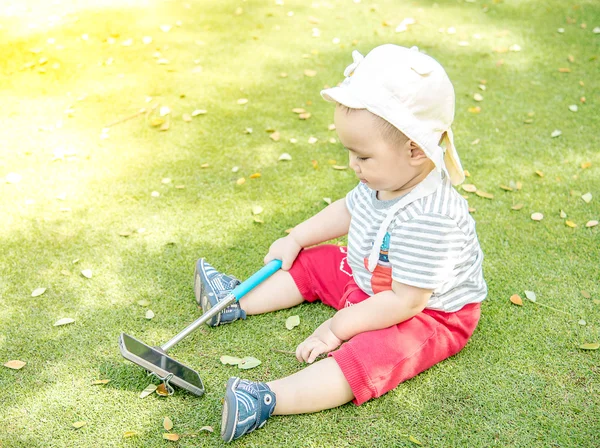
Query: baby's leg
238 270 304 314
267 357 354 414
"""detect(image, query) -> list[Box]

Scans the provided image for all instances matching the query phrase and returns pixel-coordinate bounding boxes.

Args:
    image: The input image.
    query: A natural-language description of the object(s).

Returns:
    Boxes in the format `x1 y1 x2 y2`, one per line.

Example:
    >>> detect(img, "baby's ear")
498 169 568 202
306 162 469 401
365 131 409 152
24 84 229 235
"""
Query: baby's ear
408 141 428 159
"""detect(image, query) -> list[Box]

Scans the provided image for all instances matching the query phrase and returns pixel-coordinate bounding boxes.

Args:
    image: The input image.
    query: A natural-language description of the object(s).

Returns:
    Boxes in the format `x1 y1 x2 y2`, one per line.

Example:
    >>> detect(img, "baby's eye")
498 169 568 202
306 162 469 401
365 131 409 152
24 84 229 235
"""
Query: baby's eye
356 156 369 161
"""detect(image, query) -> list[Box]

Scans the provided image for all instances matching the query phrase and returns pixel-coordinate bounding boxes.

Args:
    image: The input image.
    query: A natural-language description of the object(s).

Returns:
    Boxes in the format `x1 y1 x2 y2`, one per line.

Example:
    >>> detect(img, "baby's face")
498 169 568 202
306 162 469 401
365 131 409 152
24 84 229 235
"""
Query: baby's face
334 107 423 199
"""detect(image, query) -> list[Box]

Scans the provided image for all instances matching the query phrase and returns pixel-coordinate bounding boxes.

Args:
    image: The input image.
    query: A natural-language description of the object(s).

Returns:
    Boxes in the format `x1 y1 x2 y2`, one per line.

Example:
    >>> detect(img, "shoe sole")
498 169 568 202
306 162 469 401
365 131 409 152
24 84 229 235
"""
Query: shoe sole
194 260 218 326
221 377 241 442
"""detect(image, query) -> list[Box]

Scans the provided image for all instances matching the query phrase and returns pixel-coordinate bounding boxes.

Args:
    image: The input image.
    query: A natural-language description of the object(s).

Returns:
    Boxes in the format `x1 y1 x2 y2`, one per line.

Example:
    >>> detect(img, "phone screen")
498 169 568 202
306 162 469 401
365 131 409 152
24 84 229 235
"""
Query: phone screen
120 333 204 391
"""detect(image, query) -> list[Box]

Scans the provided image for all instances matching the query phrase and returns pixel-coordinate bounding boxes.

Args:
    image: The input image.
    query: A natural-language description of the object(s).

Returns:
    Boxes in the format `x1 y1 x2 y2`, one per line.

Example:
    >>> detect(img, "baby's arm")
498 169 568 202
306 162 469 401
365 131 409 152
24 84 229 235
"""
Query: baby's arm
330 281 432 341
264 198 351 270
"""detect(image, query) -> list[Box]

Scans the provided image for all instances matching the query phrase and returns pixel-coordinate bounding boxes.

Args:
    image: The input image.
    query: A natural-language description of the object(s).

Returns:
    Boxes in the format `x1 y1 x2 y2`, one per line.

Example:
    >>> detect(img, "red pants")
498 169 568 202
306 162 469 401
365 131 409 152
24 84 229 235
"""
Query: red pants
288 245 481 405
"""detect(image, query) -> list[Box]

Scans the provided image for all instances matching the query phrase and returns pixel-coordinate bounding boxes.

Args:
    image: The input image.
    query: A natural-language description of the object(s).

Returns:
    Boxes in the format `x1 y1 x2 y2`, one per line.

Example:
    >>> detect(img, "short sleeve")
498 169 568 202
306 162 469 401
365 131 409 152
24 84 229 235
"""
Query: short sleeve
345 183 362 213
388 213 466 290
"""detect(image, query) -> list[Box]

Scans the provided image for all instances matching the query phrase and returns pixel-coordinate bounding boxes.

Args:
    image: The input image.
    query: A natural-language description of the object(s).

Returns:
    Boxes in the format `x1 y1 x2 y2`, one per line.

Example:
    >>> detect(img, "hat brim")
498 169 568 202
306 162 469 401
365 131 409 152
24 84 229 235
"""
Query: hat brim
321 86 366 109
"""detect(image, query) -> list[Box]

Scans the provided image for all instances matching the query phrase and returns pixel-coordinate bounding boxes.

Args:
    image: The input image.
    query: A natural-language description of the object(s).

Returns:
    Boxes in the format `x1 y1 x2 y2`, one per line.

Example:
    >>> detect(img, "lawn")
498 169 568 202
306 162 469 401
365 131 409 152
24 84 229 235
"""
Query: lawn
0 0 599 446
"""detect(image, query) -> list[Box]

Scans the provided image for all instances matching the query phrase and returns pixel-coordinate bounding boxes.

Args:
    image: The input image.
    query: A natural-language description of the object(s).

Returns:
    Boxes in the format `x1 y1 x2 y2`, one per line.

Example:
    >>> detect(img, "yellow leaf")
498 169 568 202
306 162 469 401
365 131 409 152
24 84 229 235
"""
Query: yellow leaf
558 67 571 73
156 383 170 396
201 163 210 168
72 421 86 429
163 416 173 431
531 212 544 221
123 431 138 438
510 294 523 306
292 108 306 114
462 184 477 193
299 113 311 120
4 360 26 370
150 117 164 127
304 69 317 77
163 433 180 441
285 315 300 330
565 220 577 228
237 98 248 105
581 290 591 299
468 106 481 114
270 131 281 142
511 203 524 210
500 185 513 191
535 170 544 177
409 435 423 445
252 206 263 215
468 207 476 213
182 114 192 122
91 379 110 385
236 178 246 185
475 190 494 199
516 181 522 190
579 343 599 350
81 269 93 279
332 165 348 170
311 160 319 169
581 192 592 203
464 169 471 177
580 161 591 169
249 173 261 179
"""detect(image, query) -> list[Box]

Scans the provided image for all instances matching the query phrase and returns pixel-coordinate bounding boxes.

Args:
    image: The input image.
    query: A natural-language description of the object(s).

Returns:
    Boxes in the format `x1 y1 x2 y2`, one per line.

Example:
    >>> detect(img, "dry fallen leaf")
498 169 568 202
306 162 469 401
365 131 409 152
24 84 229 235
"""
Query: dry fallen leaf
249 173 261 179
200 426 214 432
535 170 544 177
145 309 155 320
72 421 87 429
565 220 577 228
237 98 248 105
156 383 170 396
531 212 544 221
333 165 347 170
164 416 173 431
468 106 481 114
581 192 592 203
91 379 110 385
285 315 300 330
252 205 263 215
81 269 93 279
308 137 318 144
510 294 523 306
54 317 75 327
581 161 591 169
581 290 591 299
31 287 47 297
511 204 524 210
304 69 317 77
585 220 598 228
292 108 305 114
236 178 246 185
182 114 192 122
4 360 26 370
270 131 281 142
278 153 292 161
123 431 138 438
462 184 477 193
551 130 562 138
163 433 180 441
238 356 261 370
220 355 243 365
140 383 157 398
500 185 513 191
579 343 599 350
475 191 494 199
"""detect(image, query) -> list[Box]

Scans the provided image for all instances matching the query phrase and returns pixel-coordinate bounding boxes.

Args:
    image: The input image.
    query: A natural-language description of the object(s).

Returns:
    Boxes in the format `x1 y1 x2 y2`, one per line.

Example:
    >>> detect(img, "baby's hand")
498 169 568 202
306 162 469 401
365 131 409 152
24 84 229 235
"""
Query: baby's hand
264 235 302 270
296 320 343 364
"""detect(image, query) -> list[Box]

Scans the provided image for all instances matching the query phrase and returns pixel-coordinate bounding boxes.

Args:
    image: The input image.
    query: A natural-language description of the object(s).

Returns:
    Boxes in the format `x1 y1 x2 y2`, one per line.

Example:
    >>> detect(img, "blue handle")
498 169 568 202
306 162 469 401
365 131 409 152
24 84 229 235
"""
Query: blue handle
231 259 282 301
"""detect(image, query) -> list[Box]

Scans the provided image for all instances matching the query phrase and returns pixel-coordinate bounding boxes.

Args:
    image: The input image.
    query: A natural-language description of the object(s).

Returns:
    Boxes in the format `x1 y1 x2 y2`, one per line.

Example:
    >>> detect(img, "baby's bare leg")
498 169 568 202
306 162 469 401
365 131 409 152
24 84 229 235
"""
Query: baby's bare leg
238 270 304 315
267 357 354 414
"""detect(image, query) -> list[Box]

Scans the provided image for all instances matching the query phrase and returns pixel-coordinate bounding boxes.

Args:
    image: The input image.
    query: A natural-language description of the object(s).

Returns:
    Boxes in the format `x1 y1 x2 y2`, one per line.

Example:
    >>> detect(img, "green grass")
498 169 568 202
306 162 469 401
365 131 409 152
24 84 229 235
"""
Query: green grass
1 0 599 446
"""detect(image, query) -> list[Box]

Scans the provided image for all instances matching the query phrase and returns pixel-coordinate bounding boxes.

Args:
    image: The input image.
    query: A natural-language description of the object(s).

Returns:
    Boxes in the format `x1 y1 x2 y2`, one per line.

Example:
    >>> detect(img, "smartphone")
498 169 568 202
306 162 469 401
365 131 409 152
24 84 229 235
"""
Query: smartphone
119 332 205 396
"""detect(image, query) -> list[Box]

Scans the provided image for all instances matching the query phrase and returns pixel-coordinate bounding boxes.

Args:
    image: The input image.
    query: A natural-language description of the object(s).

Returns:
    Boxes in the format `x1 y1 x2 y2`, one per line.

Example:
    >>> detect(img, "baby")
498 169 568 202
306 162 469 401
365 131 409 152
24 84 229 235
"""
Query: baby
194 44 487 442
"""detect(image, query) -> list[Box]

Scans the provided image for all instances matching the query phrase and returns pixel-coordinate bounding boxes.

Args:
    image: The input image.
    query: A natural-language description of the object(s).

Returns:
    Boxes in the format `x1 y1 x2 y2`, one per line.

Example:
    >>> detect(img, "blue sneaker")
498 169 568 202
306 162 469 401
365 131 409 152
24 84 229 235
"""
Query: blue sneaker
194 258 246 326
221 377 276 442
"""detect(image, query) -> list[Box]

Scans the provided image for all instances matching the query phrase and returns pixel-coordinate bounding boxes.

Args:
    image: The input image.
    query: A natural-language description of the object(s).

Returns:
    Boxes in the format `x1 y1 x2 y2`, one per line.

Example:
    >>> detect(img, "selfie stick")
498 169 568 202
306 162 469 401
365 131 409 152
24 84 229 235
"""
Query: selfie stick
119 259 282 396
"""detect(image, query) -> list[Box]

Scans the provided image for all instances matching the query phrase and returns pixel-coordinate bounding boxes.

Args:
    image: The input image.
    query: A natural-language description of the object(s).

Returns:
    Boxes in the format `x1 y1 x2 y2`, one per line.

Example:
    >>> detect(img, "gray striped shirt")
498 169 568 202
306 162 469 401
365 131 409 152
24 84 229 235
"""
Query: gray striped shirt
345 175 487 312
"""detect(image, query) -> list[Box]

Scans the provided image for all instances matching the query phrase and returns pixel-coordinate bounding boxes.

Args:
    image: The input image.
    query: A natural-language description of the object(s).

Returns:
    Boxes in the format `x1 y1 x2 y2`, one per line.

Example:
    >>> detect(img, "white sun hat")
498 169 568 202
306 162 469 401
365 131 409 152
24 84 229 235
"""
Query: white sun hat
321 44 465 186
